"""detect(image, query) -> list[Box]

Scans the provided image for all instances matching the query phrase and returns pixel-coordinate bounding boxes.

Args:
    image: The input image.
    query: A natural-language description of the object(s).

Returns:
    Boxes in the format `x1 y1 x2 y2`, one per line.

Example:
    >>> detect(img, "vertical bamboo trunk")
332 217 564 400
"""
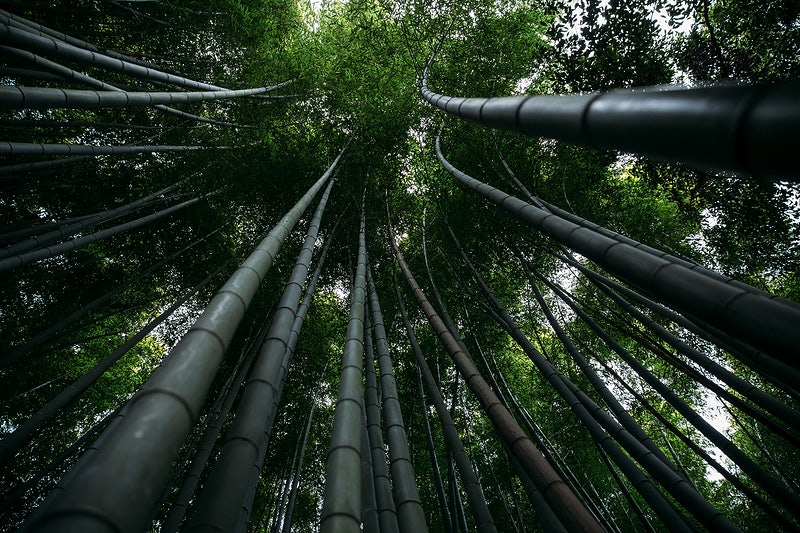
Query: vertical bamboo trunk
160 323 269 533
361 402 381 533
23 151 342 533
365 265 428 532
320 207 367 533
364 314 400 533
415 365 453 532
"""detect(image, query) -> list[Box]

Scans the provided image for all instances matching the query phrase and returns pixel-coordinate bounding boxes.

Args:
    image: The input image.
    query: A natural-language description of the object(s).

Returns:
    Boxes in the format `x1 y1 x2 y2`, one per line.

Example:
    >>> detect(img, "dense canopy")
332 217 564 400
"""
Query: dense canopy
1 0 799 531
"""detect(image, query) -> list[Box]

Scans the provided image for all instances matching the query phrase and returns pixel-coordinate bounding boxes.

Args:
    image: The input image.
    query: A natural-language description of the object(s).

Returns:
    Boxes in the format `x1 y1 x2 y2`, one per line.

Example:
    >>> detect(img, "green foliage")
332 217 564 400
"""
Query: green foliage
2 0 799 531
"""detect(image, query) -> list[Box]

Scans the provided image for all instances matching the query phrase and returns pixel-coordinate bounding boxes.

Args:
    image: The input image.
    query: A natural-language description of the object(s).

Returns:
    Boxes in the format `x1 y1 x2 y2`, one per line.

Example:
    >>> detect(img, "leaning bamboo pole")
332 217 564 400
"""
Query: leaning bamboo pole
434 133 800 369
22 149 343 533
387 216 603 533
185 179 335 531
0 196 202 274
363 313 399 533
0 83 290 111
0 20 227 91
394 274 497 533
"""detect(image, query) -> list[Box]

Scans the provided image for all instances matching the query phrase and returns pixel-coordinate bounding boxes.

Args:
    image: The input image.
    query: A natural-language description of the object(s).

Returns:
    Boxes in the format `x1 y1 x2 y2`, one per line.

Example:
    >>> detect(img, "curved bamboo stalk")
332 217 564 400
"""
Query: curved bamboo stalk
320 206 367 533
387 218 603 533
534 196 798 309
365 266 427 532
428 231 605 529
22 149 343 533
0 19 227 91
612 315 800 448
0 142 216 156
590 274 800 434
476 321 602 524
422 51 800 180
0 8 177 74
434 133 800 367
543 247 800 401
493 139 800 384
493 138 796 311
394 274 496 533
0 44 264 128
525 267 682 474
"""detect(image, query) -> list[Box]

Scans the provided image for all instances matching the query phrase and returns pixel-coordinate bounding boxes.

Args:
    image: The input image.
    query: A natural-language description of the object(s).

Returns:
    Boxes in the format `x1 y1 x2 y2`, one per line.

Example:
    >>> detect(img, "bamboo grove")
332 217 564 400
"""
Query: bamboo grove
1 1 799 531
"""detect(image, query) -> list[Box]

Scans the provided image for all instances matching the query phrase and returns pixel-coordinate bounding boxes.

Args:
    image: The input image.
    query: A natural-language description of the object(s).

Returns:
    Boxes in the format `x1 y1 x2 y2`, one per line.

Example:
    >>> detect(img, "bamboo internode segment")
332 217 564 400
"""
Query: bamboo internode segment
422 62 800 180
185 180 335 531
366 267 428 532
394 276 498 533
0 142 208 156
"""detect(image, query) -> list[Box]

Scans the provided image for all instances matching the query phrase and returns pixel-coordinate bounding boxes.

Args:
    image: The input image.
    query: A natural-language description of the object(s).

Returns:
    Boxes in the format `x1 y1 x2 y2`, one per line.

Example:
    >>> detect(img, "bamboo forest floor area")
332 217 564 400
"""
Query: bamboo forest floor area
1 0 799 531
